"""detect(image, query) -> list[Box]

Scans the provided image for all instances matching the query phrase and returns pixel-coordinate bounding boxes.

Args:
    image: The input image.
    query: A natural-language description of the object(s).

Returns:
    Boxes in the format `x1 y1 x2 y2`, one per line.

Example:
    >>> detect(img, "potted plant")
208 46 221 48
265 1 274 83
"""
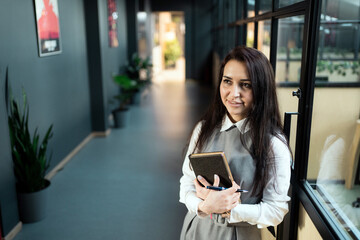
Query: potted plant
120 53 153 104
124 52 152 83
111 75 137 128
7 78 53 223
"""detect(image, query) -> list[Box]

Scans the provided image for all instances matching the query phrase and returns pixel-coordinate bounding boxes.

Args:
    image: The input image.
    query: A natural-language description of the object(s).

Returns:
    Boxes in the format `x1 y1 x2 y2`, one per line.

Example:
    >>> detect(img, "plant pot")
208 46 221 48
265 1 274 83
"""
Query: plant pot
112 108 129 128
130 90 141 105
17 179 51 223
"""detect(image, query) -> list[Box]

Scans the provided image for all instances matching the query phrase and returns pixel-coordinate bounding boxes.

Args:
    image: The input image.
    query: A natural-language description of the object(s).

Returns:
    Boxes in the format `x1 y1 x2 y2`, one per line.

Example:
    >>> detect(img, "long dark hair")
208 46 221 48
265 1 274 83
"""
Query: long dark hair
194 46 287 196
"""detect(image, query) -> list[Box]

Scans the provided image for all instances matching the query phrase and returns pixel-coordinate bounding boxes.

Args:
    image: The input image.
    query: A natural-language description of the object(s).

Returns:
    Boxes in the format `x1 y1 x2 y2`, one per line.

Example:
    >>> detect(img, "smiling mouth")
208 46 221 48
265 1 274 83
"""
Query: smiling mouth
227 100 243 105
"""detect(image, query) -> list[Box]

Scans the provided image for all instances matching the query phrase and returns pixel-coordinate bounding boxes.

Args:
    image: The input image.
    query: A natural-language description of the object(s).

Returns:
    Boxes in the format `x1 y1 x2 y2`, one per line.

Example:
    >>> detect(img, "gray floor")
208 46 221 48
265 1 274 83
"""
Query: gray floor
14 81 212 240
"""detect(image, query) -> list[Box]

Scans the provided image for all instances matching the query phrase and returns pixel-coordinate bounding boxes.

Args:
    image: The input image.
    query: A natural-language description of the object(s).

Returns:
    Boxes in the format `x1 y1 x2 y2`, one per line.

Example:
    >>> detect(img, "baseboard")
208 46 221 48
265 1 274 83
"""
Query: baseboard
45 133 94 180
4 222 22 240
92 128 111 137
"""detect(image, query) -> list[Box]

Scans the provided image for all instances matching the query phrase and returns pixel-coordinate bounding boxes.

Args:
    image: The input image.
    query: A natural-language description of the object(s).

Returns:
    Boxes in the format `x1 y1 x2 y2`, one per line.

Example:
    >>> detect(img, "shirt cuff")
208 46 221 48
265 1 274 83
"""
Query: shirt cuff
186 192 209 218
229 204 260 224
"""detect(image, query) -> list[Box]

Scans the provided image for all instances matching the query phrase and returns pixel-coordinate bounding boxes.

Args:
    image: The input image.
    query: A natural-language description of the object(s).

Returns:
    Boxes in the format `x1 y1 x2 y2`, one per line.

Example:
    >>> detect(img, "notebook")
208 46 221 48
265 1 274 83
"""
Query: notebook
188 151 234 188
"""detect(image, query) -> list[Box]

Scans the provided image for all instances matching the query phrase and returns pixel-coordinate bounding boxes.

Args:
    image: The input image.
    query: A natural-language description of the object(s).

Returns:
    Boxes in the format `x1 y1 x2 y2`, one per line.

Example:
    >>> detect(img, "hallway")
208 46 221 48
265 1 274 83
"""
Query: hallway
13 81 212 240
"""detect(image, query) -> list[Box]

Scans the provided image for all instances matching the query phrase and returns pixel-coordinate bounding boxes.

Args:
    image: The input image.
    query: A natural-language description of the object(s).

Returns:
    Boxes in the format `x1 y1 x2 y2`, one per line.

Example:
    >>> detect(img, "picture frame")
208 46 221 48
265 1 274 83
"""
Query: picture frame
34 0 62 57
107 0 119 48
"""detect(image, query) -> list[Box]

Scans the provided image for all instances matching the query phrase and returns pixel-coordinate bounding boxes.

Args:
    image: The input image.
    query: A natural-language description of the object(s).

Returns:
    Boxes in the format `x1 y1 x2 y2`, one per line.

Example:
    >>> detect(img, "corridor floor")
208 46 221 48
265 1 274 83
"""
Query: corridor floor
13 80 212 240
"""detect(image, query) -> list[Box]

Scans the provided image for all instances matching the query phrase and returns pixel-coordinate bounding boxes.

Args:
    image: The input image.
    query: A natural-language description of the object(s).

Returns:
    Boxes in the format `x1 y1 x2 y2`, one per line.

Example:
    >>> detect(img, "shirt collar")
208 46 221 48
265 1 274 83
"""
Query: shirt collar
220 114 250 134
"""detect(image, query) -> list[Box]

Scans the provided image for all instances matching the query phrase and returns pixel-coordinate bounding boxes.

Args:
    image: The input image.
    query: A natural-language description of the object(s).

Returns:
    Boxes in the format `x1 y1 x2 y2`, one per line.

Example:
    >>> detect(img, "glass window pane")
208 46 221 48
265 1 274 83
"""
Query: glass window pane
308 88 360 238
247 0 255 17
258 20 271 59
259 0 272 14
278 0 303 8
308 1 360 238
316 0 360 83
246 22 255 47
275 16 304 83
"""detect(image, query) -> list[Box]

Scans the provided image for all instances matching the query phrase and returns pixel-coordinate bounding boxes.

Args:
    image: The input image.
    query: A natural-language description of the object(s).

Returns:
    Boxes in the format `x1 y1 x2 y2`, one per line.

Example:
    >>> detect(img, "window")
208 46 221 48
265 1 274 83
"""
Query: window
246 22 255 47
247 0 255 17
259 0 272 14
307 0 360 238
275 16 304 83
278 0 304 9
257 19 271 59
316 0 360 84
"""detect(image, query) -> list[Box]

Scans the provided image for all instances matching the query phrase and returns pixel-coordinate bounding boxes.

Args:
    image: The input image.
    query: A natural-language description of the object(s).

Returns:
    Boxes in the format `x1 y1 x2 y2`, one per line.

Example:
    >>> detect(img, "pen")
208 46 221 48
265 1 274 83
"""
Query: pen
206 186 248 193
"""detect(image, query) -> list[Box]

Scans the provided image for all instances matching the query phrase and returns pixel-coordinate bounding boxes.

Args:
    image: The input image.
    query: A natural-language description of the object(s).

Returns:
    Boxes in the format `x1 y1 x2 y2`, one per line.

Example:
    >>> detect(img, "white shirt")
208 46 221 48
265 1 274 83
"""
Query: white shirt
179 116 291 228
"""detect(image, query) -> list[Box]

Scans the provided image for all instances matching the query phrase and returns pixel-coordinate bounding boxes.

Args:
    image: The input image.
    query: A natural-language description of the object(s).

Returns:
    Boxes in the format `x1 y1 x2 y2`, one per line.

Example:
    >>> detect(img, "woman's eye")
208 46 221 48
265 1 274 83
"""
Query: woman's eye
240 82 252 89
223 79 231 84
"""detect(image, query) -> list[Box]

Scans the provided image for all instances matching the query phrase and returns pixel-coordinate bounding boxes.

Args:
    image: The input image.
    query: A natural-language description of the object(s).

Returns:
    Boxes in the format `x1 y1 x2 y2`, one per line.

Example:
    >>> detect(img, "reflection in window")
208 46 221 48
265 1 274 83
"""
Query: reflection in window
247 0 255 17
246 22 255 47
316 0 360 83
278 0 303 9
275 16 304 83
259 0 272 14
309 1 360 238
258 20 271 59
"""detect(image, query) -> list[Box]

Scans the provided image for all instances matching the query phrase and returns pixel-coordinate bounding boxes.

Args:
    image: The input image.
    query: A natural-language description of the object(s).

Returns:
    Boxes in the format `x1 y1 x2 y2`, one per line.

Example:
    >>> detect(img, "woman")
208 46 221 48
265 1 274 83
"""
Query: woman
179 46 291 240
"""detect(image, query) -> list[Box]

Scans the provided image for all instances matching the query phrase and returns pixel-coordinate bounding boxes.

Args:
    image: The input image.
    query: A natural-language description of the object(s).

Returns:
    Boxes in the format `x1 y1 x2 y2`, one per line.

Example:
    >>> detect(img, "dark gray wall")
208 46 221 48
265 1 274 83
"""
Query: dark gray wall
0 0 128 236
126 0 139 60
193 0 212 84
0 70 18 236
0 0 91 235
85 0 128 131
99 0 128 118
150 0 212 84
0 1 18 234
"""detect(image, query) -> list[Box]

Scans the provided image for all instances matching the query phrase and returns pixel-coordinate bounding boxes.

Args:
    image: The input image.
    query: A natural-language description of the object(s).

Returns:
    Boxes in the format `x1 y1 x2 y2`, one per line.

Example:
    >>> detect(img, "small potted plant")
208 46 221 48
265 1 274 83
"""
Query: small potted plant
7 86 53 223
111 75 138 128
121 53 152 104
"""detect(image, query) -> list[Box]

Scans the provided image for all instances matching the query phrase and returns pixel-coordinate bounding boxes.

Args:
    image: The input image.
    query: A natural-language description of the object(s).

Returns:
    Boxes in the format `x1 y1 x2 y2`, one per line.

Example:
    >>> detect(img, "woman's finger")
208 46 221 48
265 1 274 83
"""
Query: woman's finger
224 184 237 194
213 174 220 187
197 175 211 187
232 193 240 203
193 179 202 188
232 181 240 189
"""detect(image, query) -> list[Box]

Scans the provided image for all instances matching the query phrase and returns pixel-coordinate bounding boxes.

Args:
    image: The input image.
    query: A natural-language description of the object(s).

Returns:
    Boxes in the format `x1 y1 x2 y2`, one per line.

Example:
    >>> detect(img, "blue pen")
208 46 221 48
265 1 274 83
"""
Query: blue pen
206 186 248 193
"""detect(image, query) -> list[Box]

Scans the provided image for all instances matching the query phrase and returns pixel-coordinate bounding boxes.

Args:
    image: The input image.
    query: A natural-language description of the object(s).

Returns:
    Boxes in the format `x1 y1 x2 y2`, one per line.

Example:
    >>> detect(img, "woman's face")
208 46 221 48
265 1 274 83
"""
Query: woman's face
220 60 253 122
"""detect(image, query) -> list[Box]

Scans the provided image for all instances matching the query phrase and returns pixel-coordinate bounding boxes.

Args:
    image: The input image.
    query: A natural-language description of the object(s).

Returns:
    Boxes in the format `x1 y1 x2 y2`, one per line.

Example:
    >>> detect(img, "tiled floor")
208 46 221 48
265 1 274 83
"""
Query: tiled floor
14 80 212 240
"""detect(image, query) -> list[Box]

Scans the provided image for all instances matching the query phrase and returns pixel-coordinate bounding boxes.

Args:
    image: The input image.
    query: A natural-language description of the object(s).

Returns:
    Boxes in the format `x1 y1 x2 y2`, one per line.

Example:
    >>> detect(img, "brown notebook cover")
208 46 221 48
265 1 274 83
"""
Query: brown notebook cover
189 151 234 188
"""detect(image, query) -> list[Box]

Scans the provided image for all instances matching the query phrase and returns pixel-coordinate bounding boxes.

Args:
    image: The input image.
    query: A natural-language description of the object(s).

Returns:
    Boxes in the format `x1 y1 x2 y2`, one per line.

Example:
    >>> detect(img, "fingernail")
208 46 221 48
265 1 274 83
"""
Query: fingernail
197 175 202 180
214 174 218 179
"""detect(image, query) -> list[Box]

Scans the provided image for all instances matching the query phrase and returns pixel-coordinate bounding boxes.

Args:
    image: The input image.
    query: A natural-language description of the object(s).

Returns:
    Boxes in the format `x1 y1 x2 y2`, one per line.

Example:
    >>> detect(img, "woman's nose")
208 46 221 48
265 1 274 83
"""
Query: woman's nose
231 85 241 98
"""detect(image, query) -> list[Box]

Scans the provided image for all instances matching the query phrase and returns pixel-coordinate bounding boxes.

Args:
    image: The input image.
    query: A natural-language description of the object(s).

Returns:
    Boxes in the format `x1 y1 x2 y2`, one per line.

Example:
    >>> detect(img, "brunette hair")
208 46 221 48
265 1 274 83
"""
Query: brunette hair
194 46 287 196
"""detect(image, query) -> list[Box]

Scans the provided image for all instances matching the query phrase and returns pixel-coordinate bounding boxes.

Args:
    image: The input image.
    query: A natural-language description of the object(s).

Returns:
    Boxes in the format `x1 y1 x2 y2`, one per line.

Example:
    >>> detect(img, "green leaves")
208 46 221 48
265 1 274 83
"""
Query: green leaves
8 92 53 193
113 75 137 91
316 60 360 76
164 39 182 67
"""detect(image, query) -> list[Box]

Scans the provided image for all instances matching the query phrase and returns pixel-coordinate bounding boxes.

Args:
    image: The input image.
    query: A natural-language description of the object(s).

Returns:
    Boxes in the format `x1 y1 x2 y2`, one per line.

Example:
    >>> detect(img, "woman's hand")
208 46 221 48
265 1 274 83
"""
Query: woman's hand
194 175 220 200
198 181 240 215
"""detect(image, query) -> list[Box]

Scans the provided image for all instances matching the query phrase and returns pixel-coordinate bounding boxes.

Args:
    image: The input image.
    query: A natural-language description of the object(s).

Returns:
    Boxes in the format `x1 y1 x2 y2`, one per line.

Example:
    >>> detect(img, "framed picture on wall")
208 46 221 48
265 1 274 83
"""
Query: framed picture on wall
107 0 119 48
34 0 62 57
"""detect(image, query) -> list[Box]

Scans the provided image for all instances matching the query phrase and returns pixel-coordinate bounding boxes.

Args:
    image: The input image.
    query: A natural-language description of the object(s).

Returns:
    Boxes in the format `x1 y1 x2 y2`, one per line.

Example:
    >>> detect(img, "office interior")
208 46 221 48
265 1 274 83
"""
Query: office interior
0 0 359 239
